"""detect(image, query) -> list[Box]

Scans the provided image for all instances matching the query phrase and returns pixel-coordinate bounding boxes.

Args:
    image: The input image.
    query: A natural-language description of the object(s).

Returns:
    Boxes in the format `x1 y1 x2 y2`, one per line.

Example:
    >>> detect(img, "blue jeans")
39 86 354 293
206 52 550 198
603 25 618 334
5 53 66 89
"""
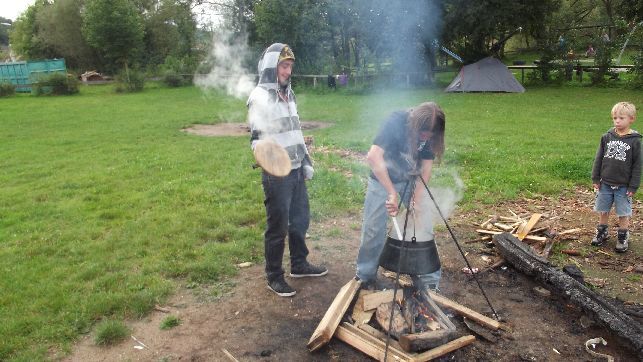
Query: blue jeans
262 168 310 282
356 177 442 289
594 183 632 217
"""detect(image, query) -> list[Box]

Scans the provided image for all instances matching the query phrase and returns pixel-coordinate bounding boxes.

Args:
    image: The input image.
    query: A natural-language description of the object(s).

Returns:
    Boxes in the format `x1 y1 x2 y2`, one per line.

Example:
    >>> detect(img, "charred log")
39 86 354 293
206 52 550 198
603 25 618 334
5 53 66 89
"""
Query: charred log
494 232 643 359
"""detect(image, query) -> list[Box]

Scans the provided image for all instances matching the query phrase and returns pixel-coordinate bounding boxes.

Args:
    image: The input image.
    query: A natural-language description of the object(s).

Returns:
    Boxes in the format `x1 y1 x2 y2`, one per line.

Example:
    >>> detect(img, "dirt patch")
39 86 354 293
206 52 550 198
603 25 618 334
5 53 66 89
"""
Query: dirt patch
182 121 333 137
64 190 641 361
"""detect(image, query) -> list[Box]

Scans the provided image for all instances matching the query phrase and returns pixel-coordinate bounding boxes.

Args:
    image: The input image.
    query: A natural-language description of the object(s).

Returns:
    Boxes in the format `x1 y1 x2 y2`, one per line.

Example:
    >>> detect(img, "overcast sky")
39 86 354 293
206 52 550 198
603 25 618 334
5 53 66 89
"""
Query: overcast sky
1 0 35 21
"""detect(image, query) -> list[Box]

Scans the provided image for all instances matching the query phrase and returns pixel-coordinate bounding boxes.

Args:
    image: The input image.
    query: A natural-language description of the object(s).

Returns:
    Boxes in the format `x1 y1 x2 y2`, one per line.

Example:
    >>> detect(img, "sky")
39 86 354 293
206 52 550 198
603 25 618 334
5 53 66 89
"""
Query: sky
1 0 34 21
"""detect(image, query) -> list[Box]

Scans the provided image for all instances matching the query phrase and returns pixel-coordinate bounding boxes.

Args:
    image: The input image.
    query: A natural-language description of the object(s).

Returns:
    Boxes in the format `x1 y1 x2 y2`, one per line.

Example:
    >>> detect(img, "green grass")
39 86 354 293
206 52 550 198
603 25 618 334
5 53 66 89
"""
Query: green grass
160 315 181 330
0 82 642 360
93 320 129 346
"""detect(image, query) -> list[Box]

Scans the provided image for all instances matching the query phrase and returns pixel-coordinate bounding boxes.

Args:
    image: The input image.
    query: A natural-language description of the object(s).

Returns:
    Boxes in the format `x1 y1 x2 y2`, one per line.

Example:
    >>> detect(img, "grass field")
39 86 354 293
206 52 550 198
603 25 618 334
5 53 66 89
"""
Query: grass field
1 83 641 360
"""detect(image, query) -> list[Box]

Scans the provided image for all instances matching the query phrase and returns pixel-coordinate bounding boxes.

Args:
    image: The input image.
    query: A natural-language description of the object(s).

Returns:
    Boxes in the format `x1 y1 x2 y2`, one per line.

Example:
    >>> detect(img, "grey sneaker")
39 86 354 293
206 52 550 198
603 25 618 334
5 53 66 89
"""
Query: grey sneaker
290 263 328 278
615 229 629 253
267 277 296 297
591 224 609 246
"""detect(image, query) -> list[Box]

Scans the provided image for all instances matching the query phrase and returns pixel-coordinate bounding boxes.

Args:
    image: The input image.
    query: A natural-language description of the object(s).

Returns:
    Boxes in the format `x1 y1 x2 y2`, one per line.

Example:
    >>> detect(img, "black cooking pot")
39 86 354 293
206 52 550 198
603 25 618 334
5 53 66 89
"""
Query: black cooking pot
379 236 441 275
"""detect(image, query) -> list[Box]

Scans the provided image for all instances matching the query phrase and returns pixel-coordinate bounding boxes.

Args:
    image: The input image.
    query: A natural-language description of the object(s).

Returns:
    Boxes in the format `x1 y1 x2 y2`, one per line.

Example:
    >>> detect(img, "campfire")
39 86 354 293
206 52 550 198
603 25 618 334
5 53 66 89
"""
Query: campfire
308 276 504 361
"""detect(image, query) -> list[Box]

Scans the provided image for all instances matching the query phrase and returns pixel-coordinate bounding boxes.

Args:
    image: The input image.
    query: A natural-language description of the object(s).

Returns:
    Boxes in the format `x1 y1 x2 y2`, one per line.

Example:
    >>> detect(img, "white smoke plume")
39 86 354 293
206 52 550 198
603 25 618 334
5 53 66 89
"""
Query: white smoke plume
393 168 464 241
194 28 255 99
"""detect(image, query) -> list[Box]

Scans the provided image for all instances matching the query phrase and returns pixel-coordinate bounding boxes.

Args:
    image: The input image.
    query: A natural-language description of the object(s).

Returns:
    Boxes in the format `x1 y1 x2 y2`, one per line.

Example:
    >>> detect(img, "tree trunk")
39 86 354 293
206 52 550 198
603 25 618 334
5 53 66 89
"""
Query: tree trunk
493 232 643 359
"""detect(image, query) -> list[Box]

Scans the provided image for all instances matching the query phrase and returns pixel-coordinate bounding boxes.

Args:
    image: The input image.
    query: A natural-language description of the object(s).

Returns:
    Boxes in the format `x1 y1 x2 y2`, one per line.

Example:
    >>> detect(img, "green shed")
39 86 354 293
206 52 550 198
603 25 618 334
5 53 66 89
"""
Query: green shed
0 58 67 92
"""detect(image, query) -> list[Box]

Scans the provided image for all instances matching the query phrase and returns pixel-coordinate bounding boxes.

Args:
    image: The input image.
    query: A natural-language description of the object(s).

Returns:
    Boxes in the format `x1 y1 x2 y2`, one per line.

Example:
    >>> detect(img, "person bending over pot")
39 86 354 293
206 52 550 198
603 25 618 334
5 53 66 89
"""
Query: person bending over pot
355 102 446 291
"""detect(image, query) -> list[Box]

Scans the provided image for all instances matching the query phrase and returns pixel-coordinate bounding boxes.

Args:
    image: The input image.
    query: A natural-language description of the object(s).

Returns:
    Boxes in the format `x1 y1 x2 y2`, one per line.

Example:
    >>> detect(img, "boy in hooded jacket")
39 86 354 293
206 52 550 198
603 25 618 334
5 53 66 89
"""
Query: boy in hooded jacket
247 43 327 297
591 102 641 252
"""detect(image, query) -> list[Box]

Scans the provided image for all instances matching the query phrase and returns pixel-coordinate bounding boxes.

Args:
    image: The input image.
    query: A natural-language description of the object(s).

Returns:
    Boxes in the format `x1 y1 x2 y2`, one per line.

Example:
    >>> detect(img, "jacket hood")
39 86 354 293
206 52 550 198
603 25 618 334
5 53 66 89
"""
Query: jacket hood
608 128 642 139
256 43 292 92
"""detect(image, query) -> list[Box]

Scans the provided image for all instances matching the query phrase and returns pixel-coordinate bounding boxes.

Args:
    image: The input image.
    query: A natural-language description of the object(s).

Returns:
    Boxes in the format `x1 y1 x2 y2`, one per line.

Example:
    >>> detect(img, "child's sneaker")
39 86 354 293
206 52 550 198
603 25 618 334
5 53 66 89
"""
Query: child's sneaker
615 229 629 253
591 224 609 246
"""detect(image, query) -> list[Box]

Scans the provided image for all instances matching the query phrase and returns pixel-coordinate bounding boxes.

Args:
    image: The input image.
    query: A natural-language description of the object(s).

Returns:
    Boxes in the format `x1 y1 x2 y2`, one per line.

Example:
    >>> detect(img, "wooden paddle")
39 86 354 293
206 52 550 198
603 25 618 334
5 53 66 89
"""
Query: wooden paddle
253 139 292 177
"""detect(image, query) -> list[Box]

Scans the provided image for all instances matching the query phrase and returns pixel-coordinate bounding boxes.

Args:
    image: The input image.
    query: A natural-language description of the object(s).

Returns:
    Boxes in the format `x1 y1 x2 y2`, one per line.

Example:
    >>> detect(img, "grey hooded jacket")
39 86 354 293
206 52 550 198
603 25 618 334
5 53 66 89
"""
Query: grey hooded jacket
247 43 311 171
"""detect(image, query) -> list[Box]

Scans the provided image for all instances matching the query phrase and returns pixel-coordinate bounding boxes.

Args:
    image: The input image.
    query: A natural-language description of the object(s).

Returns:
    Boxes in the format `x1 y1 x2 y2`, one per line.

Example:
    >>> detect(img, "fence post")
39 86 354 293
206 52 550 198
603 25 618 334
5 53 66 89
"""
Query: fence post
406 74 410 87
313 76 317 88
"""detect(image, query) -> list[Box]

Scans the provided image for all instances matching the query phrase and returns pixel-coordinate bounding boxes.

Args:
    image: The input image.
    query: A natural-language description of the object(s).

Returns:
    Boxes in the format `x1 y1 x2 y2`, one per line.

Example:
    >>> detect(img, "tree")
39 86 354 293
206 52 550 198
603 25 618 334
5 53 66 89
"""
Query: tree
140 0 198 67
36 0 97 69
253 0 331 73
9 0 57 60
83 0 145 73
443 0 559 63
0 17 11 47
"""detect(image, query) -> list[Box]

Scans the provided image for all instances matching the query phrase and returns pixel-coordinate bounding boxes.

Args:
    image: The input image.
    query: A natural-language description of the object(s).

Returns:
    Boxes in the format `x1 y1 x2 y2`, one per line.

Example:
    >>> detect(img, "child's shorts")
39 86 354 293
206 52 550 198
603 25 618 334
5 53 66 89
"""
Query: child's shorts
594 183 632 217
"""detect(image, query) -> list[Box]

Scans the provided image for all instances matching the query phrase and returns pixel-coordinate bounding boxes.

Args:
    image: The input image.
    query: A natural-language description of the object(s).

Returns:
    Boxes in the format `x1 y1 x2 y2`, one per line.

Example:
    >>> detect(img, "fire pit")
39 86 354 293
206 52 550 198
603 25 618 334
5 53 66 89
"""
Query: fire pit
307 278 503 361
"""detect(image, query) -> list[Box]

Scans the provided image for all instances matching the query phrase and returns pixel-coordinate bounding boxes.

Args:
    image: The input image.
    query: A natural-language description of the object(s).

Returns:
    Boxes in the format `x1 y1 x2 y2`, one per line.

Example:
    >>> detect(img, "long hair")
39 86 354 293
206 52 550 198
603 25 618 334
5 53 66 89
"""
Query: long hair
407 102 446 164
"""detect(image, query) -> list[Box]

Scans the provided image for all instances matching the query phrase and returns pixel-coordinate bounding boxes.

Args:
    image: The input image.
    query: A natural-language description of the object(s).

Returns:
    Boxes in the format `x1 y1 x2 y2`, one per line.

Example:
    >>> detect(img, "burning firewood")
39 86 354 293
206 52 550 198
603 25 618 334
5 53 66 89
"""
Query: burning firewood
376 301 409 338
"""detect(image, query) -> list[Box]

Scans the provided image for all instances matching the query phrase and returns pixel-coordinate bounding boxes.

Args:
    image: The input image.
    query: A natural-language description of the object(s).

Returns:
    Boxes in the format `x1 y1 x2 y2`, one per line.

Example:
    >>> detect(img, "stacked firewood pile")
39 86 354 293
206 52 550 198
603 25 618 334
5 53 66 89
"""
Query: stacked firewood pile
472 212 582 259
307 278 505 361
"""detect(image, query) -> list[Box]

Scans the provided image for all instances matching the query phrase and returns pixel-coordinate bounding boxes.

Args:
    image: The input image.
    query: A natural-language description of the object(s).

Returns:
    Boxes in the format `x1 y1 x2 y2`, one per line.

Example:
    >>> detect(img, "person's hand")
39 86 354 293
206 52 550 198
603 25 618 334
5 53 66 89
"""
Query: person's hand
593 183 599 193
303 165 314 180
627 191 634 197
385 193 399 216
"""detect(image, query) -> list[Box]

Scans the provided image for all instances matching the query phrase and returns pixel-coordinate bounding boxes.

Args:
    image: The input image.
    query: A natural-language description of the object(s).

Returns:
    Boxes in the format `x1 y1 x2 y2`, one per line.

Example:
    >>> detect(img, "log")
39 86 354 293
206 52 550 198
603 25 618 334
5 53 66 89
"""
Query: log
307 278 361 351
399 329 457 353
362 289 403 311
357 323 405 351
351 290 376 326
334 322 414 362
427 291 502 330
493 232 643 358
411 335 476 362
376 301 409 338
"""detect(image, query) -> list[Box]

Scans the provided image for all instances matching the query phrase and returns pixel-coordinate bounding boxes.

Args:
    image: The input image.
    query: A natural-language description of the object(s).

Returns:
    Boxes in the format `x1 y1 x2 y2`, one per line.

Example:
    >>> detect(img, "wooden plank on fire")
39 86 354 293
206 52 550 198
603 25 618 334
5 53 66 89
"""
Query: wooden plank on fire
427 291 502 330
476 229 546 242
307 278 361 352
410 335 476 362
362 289 403 311
516 213 542 240
335 322 414 362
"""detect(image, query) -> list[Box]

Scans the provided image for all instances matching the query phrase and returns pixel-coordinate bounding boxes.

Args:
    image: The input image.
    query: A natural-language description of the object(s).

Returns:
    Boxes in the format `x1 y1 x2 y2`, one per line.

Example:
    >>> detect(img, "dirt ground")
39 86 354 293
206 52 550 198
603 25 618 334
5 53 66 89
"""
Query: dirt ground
63 138 642 361
64 192 642 361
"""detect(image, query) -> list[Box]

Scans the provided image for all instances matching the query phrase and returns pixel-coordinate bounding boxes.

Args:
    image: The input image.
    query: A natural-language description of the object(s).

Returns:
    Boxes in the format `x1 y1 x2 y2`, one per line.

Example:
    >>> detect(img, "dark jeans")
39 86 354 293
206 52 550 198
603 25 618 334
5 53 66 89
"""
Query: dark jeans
262 167 310 282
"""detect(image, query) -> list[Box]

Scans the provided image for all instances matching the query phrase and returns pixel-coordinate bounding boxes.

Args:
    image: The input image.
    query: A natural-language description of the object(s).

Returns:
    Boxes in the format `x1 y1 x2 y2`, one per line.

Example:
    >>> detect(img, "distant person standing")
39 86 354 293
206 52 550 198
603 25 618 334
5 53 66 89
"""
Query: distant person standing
591 102 641 253
247 43 327 297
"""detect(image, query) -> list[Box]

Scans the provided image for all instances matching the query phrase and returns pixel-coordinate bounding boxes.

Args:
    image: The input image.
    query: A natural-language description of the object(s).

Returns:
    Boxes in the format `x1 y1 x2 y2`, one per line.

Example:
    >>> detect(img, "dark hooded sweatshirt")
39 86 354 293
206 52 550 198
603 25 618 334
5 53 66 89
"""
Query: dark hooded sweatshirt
246 43 311 170
592 128 642 194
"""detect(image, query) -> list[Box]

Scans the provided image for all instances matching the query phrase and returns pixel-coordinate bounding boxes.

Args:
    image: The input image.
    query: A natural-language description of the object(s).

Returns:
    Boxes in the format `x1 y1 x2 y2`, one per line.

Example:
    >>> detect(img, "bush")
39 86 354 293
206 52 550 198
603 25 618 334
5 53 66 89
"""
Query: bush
115 68 145 93
0 82 15 97
162 71 186 87
159 55 196 87
94 320 129 346
32 73 79 96
160 315 181 330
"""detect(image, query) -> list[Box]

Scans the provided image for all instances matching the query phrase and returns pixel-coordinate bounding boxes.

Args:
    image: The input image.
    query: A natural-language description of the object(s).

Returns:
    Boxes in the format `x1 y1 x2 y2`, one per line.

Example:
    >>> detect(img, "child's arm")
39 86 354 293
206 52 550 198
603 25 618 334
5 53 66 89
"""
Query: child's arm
591 136 606 191
627 139 641 196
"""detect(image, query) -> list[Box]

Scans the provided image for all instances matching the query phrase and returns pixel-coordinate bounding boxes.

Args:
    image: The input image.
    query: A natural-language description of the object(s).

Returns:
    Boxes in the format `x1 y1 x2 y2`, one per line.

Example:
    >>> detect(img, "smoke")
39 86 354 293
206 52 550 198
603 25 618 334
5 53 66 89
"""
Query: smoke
194 28 255 99
393 169 465 242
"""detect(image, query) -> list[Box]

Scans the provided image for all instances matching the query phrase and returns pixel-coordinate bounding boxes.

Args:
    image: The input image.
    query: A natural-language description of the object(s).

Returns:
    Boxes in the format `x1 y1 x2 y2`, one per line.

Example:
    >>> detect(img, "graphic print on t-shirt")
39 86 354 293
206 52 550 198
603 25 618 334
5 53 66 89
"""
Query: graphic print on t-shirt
605 140 631 162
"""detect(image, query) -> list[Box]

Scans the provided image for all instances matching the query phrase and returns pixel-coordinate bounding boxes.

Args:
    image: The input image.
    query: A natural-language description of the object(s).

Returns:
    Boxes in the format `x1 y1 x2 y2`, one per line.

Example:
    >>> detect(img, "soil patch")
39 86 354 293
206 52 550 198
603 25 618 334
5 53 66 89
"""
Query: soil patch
64 178 641 361
182 121 333 137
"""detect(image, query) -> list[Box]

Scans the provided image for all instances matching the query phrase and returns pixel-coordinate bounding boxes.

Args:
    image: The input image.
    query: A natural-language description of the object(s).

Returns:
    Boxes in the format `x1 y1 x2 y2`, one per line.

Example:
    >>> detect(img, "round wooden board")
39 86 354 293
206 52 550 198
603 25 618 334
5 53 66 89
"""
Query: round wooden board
254 139 292 177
